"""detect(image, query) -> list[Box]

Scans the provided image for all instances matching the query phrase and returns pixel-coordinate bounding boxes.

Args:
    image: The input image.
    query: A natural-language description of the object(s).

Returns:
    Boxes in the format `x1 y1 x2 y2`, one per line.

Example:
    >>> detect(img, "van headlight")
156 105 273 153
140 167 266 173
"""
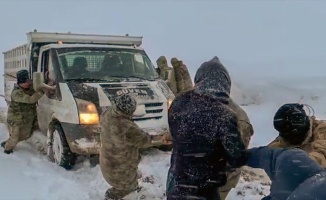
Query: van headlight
75 98 99 125
167 98 174 109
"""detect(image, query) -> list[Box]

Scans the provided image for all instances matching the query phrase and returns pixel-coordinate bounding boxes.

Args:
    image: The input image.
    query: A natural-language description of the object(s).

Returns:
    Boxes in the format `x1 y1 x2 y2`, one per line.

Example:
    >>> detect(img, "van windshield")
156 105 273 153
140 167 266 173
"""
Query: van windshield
55 47 158 82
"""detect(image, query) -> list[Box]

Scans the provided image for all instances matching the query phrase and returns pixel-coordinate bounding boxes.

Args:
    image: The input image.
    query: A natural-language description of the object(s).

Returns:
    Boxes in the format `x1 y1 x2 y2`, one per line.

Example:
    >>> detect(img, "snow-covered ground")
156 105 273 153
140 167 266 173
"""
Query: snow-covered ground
1 0 326 199
0 75 325 200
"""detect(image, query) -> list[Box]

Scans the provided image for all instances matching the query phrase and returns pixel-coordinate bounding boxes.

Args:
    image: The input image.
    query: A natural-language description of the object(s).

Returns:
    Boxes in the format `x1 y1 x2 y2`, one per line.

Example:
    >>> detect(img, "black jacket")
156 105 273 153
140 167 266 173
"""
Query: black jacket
166 57 247 200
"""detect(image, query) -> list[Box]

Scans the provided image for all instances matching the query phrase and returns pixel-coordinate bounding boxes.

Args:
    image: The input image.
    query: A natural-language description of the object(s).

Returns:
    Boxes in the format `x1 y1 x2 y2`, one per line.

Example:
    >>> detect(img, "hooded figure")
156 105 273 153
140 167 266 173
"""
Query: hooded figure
1 69 44 154
171 57 193 94
247 146 326 200
166 57 248 200
156 56 178 95
195 57 254 199
100 94 164 200
268 103 326 168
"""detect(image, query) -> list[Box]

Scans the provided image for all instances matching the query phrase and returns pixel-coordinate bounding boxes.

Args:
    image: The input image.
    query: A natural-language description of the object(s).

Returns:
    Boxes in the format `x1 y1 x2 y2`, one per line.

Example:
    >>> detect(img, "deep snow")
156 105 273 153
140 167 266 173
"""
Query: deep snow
0 75 326 200
1 1 326 199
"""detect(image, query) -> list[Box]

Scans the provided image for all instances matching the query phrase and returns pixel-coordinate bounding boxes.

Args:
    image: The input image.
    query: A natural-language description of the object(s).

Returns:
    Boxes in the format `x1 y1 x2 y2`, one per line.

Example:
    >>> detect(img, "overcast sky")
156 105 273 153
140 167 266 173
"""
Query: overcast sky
1 0 326 82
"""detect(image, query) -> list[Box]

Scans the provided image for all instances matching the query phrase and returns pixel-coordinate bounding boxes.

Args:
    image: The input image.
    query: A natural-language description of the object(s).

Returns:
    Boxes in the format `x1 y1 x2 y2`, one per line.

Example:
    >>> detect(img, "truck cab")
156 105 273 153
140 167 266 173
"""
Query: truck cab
4 31 174 169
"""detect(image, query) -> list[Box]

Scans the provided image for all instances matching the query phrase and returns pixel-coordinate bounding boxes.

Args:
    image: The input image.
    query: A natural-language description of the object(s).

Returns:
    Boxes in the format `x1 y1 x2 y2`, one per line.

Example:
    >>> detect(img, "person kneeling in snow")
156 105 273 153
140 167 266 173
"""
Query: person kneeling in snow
247 146 326 200
1 69 44 154
268 103 326 167
100 94 170 200
166 57 249 200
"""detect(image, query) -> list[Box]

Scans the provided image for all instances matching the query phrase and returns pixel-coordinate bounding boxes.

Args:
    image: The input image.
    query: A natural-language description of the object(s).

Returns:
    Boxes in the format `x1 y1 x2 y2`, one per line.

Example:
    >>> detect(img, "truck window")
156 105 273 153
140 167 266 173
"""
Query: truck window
55 47 158 82
42 50 60 99
41 50 49 73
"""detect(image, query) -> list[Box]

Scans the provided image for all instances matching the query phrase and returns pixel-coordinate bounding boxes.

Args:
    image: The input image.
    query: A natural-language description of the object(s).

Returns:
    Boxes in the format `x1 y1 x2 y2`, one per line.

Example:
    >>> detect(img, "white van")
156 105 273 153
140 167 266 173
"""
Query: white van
3 31 174 169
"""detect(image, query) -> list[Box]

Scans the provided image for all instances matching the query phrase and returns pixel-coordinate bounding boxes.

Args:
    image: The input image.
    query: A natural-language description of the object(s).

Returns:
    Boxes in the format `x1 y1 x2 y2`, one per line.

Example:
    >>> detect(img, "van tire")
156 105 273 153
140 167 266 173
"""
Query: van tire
48 123 77 170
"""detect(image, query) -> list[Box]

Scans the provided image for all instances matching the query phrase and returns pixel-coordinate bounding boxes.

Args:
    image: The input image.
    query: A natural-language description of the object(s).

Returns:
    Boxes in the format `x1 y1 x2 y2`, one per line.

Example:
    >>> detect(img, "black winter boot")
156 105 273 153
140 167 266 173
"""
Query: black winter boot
4 149 13 154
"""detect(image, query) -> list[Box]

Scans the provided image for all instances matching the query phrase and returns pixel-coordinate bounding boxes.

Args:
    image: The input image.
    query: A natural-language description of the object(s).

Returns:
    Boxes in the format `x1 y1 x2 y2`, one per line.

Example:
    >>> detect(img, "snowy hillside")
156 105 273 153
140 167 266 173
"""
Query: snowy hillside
1 75 325 200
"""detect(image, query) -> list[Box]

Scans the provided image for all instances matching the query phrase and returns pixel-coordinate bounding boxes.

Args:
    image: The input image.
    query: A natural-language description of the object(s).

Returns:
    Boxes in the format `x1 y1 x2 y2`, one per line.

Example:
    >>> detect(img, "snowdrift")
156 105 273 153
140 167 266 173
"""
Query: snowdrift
1 75 326 199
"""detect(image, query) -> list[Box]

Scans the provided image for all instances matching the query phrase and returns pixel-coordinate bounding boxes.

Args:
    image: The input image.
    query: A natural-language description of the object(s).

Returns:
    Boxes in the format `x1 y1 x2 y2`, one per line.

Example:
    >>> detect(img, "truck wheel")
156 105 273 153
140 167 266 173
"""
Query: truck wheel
48 123 77 170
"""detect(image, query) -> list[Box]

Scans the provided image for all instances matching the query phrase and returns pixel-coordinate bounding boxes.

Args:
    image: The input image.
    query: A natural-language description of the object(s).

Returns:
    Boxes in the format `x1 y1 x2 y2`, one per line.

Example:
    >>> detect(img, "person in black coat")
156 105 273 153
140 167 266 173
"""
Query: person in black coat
166 57 248 200
247 146 326 200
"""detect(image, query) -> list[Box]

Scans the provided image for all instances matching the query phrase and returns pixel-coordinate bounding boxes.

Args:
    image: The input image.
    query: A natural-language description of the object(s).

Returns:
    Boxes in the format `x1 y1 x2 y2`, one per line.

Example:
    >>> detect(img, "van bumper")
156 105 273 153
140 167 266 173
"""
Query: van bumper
60 123 171 155
61 122 101 155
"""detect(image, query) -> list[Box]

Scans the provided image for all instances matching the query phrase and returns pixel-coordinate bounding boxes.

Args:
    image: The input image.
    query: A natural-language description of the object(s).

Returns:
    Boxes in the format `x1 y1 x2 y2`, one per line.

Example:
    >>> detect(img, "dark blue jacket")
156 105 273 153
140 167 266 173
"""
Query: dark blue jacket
247 147 325 200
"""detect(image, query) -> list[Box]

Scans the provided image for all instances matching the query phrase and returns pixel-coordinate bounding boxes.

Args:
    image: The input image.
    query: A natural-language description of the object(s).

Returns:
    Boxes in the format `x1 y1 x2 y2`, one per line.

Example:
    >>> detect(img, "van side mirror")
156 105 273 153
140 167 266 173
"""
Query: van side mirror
33 72 56 92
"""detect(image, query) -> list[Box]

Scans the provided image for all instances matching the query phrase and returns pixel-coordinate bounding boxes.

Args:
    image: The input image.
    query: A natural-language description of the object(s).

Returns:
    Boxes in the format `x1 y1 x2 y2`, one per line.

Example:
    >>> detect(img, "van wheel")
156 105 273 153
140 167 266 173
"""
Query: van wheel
48 123 77 170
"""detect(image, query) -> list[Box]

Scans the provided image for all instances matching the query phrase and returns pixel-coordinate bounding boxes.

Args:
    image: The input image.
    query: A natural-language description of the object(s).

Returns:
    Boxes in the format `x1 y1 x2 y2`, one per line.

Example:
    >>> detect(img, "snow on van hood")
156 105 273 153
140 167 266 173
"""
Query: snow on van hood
66 80 173 114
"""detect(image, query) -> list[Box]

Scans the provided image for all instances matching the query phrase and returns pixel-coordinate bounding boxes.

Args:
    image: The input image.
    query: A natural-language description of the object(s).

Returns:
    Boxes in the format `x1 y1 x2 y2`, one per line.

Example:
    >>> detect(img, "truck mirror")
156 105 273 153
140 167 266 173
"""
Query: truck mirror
33 72 56 92
33 72 44 91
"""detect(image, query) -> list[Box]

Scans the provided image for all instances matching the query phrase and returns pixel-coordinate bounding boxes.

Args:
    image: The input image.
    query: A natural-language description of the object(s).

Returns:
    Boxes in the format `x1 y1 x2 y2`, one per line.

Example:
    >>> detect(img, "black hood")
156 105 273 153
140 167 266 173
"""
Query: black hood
194 56 231 97
66 82 102 113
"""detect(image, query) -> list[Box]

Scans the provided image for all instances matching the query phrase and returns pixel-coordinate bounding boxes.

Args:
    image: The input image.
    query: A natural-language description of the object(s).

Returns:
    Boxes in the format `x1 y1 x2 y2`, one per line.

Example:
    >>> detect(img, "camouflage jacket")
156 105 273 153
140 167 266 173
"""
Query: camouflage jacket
268 117 326 168
156 56 178 95
100 107 154 175
171 58 193 94
7 84 43 126
228 98 254 148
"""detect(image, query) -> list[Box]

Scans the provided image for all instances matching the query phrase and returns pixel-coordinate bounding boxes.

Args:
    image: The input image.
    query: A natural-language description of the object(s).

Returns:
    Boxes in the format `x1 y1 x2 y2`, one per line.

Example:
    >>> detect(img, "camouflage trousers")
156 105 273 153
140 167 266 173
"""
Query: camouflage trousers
105 186 139 200
101 164 139 200
218 168 241 200
4 120 37 151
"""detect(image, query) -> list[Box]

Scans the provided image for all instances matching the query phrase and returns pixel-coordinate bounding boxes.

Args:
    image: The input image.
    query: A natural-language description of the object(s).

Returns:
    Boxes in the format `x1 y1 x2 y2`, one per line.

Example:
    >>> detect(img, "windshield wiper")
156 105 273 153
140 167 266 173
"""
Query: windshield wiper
124 76 155 81
65 78 115 82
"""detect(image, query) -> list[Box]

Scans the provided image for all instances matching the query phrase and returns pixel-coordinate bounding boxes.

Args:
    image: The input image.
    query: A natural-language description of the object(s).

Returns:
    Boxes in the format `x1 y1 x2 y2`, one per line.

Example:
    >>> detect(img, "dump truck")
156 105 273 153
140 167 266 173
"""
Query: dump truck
3 31 174 169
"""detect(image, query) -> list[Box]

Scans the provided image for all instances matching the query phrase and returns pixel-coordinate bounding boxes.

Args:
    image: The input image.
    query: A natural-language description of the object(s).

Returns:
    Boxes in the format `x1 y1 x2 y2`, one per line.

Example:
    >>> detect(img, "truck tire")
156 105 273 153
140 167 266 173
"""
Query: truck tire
47 123 77 170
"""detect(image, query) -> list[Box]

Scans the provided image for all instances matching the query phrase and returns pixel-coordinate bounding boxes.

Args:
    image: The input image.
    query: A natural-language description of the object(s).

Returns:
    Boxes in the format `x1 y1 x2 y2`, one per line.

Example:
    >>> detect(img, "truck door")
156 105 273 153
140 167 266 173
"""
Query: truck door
36 49 62 133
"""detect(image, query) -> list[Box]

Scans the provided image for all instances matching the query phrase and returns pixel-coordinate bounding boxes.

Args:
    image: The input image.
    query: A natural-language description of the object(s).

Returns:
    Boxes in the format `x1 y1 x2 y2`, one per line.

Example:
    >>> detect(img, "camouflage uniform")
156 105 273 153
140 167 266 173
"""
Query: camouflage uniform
4 84 43 152
156 56 178 95
100 94 161 200
269 116 326 168
171 57 193 95
219 98 254 200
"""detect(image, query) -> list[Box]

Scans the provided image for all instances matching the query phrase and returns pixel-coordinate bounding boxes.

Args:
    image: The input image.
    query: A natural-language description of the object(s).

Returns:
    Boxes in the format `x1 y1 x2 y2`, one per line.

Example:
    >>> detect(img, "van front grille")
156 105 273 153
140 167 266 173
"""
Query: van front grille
133 116 163 121
145 103 163 108
146 109 163 114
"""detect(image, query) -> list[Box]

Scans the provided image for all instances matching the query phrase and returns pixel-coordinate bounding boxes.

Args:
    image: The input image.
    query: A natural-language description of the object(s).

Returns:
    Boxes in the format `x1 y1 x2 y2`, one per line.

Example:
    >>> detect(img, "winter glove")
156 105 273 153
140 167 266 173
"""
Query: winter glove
149 135 168 146
162 131 173 143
